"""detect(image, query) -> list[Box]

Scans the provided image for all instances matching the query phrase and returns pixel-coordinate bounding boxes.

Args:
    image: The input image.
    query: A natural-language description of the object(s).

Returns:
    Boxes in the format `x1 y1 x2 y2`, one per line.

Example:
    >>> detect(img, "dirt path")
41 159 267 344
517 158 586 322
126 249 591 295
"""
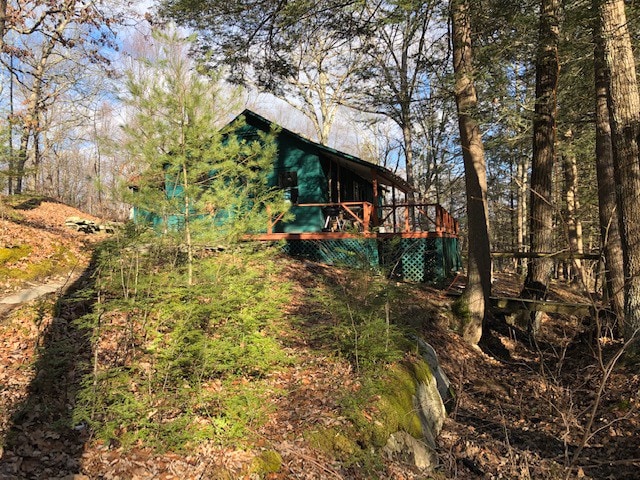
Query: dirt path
0 272 82 320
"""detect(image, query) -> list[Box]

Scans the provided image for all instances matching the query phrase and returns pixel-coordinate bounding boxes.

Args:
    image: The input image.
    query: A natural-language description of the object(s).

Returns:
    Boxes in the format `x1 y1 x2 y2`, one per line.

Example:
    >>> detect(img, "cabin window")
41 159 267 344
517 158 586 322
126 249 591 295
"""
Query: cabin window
278 171 299 204
353 182 362 201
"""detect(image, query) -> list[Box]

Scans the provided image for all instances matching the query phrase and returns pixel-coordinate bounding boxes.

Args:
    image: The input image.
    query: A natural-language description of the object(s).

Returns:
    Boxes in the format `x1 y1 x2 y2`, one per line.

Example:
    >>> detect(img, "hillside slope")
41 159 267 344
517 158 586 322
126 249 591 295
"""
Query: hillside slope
0 197 638 480
0 196 105 295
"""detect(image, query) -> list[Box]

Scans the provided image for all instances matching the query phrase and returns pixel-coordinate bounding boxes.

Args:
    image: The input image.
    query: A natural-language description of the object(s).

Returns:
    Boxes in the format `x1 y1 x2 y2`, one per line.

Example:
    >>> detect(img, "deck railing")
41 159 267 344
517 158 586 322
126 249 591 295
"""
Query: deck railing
378 203 459 235
266 202 458 236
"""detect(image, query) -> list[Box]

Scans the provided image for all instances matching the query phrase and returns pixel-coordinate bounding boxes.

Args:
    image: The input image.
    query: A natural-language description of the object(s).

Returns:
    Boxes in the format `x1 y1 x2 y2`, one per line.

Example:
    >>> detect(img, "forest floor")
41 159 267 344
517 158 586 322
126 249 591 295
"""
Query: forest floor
0 197 638 479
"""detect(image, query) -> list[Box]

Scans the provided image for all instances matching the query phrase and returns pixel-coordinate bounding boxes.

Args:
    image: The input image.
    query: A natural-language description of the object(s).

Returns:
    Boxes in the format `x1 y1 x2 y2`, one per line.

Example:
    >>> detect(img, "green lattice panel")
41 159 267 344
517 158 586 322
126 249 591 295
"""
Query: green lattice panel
283 239 379 269
284 237 460 284
378 238 451 285
401 239 428 283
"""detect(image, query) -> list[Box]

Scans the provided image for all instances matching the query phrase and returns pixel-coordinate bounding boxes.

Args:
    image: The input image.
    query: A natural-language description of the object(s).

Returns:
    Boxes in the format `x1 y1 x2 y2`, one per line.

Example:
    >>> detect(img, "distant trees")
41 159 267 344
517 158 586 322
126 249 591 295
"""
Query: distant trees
0 1 135 220
1 1 122 194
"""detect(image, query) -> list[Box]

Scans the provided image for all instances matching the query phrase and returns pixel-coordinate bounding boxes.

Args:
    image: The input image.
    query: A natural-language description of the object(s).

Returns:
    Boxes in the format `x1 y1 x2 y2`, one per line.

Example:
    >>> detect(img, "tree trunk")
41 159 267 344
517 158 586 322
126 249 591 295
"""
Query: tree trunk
401 107 416 202
599 0 640 345
0 0 7 48
15 126 32 194
522 0 560 334
562 141 584 286
516 154 529 275
14 40 51 194
451 0 492 346
593 8 625 329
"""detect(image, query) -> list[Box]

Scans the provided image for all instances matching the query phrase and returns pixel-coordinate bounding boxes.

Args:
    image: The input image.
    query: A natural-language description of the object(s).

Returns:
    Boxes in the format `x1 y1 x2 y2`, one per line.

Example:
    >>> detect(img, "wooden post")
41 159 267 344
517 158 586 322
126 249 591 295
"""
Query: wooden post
405 205 410 232
392 186 397 233
435 205 443 232
371 169 379 227
337 163 341 203
363 203 371 233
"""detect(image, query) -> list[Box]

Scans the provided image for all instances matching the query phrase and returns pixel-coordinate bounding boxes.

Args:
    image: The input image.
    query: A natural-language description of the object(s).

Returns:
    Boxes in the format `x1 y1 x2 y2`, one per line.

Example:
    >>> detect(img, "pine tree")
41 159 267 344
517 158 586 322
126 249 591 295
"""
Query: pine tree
521 0 561 334
598 0 640 346
122 28 287 285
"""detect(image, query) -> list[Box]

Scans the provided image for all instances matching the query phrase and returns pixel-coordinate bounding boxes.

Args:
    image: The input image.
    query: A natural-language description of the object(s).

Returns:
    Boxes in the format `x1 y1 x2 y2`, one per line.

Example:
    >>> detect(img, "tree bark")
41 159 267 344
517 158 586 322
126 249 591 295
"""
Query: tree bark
0 0 6 48
561 139 584 285
516 154 529 274
599 0 640 344
451 0 492 346
522 0 560 334
593 6 625 328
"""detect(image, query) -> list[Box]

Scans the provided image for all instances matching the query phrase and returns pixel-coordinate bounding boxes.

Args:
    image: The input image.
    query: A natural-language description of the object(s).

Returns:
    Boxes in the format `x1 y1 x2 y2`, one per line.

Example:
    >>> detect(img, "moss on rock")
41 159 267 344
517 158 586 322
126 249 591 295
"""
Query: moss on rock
249 449 283 476
342 356 438 452
306 427 359 458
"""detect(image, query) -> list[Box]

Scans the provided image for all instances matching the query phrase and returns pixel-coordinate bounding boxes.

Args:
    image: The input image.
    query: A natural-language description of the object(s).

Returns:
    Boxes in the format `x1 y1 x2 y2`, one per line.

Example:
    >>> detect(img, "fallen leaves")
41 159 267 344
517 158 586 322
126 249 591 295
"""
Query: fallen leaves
1 199 639 479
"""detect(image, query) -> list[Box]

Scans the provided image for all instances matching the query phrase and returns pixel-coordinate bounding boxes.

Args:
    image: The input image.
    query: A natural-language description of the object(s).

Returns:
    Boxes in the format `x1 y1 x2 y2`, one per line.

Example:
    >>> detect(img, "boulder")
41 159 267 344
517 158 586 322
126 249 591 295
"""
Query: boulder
383 431 436 470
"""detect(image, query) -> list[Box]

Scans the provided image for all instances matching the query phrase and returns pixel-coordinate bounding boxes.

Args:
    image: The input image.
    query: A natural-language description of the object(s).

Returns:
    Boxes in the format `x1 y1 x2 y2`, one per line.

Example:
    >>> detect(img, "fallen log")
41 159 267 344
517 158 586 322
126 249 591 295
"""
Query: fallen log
490 251 600 260
490 296 593 316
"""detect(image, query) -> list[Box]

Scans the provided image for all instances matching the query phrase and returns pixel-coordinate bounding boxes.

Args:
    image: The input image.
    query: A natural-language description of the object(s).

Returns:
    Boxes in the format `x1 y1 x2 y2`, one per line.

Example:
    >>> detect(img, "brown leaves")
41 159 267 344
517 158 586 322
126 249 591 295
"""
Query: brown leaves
1 200 639 479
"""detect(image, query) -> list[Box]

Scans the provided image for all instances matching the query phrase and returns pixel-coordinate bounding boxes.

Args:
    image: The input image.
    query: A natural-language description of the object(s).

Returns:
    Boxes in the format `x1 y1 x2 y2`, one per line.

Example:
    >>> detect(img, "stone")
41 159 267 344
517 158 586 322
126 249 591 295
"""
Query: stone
413 336 454 407
383 431 436 470
414 371 447 450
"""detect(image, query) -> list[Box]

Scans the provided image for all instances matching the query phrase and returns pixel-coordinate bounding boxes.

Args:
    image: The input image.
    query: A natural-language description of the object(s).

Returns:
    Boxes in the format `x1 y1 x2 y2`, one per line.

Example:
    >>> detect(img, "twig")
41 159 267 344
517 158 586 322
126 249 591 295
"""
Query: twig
565 329 639 479
581 458 640 467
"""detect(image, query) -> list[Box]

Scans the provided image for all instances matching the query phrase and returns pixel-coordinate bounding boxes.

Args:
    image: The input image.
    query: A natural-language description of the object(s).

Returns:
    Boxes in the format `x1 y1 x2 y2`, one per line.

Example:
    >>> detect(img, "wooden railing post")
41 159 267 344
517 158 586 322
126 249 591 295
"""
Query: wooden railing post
435 204 443 232
363 203 371 233
404 205 410 233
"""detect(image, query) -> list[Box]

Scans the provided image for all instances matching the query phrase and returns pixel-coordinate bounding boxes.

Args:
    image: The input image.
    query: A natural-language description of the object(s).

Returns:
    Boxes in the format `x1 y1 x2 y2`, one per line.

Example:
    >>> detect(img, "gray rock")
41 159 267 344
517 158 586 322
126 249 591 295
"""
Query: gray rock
413 336 454 407
415 369 447 450
383 431 436 470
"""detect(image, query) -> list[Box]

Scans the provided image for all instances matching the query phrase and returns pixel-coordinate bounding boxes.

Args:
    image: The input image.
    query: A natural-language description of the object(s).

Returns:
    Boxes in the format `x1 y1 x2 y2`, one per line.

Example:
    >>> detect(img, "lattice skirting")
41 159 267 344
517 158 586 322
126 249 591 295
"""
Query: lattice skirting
282 238 461 285
282 239 380 269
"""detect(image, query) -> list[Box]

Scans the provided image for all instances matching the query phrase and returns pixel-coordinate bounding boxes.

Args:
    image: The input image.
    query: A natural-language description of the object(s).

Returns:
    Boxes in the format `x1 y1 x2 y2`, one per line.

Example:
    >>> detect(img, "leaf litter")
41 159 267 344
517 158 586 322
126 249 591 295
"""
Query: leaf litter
0 198 638 479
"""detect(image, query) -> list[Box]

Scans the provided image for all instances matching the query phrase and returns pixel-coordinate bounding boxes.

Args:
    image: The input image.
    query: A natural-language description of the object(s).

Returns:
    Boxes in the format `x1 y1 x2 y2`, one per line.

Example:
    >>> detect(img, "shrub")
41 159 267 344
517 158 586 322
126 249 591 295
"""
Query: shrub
73 234 293 450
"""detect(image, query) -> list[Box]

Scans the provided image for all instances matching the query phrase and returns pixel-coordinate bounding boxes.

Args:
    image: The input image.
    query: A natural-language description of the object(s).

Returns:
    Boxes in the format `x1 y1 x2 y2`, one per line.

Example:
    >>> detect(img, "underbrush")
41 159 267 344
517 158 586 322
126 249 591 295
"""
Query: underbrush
73 228 294 451
71 226 443 476
307 268 413 373
297 267 440 473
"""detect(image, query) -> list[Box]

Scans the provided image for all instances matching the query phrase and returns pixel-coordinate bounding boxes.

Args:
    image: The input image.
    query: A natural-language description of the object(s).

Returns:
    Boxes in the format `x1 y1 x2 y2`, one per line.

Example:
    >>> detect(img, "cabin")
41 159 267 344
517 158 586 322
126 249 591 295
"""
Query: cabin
132 109 462 284
236 110 461 285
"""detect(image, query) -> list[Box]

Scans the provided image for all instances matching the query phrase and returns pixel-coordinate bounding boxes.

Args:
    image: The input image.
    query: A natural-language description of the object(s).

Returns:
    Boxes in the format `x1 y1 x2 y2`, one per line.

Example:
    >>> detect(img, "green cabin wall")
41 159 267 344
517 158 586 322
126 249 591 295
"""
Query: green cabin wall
133 113 386 235
268 131 327 233
240 114 381 234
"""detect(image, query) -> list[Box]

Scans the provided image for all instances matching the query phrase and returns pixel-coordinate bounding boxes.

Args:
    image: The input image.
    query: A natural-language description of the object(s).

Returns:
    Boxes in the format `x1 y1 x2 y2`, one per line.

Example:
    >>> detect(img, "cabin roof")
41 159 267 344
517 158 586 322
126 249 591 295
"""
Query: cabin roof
235 109 415 193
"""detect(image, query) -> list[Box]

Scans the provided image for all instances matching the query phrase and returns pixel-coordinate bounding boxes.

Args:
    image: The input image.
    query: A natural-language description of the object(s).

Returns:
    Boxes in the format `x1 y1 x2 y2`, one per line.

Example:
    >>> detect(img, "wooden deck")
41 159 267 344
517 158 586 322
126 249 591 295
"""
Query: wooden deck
260 201 459 241
250 230 458 241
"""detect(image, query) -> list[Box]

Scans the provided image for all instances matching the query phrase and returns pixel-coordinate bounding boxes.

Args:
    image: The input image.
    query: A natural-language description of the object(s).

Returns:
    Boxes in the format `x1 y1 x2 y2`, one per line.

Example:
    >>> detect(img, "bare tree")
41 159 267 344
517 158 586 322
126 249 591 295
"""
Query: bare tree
5 0 121 194
353 0 448 197
521 0 561 334
451 0 492 346
598 0 640 345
